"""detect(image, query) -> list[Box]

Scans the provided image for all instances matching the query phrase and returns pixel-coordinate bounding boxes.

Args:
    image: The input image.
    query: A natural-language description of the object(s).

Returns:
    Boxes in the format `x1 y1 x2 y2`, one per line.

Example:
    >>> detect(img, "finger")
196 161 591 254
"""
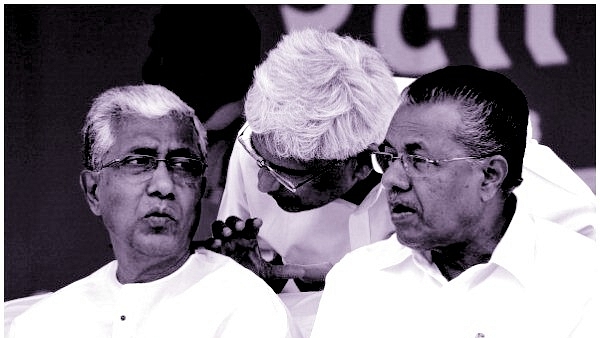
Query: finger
242 218 262 239
225 215 242 229
221 227 233 238
211 238 222 250
211 220 225 239
190 238 222 252
234 219 245 232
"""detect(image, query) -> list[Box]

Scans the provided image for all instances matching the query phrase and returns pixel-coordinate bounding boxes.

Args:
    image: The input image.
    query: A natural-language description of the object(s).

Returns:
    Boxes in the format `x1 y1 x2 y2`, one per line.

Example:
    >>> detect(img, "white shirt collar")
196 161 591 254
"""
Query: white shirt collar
377 197 538 287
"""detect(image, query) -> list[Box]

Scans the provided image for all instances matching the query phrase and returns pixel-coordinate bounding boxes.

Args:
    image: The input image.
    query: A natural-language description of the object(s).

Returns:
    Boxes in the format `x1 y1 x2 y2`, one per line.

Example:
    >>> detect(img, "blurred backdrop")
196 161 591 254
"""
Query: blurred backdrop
4 4 595 301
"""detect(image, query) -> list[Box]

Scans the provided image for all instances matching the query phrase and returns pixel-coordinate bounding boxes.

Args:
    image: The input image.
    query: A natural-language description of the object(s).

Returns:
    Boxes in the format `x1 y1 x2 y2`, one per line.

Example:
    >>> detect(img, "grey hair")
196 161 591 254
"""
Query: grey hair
244 28 399 161
82 84 207 170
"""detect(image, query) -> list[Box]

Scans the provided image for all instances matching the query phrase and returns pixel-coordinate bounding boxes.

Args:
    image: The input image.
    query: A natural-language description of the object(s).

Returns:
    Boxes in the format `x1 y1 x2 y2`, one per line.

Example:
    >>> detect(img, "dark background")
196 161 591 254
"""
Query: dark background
4 4 595 301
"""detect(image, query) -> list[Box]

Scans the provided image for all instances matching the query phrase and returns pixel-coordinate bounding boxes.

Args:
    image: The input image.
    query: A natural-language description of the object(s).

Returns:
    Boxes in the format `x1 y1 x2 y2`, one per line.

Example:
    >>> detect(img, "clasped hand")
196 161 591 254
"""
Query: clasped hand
194 216 332 292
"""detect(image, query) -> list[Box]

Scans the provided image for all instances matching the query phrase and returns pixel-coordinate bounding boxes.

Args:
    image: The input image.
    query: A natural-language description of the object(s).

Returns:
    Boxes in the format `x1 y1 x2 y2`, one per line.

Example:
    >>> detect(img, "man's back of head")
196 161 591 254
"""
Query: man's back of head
244 28 399 162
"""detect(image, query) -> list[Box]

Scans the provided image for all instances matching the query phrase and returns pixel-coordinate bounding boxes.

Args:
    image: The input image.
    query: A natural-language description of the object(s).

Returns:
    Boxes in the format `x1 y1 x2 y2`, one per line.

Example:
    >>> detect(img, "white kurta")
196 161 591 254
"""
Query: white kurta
218 123 597 338
311 200 600 338
9 250 299 338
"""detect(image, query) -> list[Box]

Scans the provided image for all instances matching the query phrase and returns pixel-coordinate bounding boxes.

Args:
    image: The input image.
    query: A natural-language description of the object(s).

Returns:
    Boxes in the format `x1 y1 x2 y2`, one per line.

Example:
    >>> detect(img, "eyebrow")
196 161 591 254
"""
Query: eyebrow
381 140 422 154
167 148 201 159
131 147 158 156
130 147 201 159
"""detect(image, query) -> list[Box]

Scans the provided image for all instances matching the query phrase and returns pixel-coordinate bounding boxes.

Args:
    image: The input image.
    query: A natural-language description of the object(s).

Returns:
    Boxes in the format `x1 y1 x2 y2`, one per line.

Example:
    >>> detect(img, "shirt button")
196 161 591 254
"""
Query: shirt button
120 315 126 321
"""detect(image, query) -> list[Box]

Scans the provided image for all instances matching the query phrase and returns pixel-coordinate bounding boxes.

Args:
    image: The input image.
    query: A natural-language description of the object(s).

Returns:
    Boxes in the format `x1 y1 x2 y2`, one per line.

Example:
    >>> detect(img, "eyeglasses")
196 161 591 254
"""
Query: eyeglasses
97 154 206 182
237 125 336 193
371 151 486 178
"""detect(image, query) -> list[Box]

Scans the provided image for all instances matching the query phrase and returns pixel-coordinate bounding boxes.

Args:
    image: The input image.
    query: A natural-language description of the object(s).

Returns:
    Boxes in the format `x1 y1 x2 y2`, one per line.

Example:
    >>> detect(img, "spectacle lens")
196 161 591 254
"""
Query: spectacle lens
100 155 206 181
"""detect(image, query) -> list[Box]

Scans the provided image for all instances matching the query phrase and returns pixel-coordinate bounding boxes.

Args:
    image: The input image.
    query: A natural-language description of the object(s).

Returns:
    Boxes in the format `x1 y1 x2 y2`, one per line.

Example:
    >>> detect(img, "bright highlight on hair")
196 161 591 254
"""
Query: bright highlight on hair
244 28 399 161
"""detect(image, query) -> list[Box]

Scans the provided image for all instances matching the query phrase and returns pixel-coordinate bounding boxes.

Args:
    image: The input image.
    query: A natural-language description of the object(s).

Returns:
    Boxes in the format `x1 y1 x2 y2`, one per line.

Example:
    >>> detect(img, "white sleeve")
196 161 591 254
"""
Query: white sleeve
310 262 363 338
515 139 597 240
217 126 252 222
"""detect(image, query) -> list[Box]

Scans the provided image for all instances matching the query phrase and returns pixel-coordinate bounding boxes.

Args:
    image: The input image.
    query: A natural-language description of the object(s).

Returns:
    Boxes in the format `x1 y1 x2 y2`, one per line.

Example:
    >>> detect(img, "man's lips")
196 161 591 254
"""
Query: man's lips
390 203 416 214
387 198 418 220
145 206 176 219
144 208 176 229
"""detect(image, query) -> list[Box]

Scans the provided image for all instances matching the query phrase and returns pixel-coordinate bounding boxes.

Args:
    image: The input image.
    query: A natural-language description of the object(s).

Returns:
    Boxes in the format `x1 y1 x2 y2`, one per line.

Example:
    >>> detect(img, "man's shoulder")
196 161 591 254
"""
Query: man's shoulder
11 261 116 324
533 218 599 266
331 235 408 275
191 249 281 294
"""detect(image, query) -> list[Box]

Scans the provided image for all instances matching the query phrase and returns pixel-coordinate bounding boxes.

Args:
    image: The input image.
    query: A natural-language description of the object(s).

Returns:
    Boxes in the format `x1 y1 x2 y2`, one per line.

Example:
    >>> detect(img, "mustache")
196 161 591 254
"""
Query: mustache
387 190 417 213
144 206 176 221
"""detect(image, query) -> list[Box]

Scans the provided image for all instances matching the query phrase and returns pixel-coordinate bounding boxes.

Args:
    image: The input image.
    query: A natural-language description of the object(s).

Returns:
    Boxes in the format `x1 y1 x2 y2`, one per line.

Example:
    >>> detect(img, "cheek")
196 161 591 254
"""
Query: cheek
177 186 204 218
97 182 141 221
311 166 352 195
421 174 476 221
418 177 458 217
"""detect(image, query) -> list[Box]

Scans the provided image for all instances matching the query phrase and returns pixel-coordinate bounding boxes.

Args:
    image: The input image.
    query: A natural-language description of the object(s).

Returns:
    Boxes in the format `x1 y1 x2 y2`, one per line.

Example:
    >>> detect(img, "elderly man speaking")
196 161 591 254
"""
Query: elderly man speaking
9 84 298 338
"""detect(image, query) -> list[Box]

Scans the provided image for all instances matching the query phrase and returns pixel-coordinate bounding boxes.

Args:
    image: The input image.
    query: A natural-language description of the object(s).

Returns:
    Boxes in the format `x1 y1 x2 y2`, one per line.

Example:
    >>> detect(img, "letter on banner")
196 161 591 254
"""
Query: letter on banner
280 4 353 32
373 4 457 75
525 4 568 66
470 4 512 69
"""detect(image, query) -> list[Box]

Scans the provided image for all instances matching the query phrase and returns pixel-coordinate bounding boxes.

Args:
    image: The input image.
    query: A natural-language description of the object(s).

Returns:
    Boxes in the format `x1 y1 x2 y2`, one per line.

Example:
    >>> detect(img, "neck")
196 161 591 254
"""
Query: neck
431 194 516 281
115 249 191 284
341 171 381 205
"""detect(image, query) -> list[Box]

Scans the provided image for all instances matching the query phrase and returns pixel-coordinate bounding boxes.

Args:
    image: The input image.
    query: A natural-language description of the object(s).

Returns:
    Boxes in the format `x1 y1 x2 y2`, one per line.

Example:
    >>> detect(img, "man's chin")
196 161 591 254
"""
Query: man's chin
271 196 313 213
277 201 309 213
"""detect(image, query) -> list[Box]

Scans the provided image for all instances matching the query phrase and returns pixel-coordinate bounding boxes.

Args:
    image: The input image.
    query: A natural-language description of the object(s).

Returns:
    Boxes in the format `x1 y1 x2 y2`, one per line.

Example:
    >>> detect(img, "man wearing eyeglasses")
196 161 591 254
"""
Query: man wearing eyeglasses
212 28 400 297
213 28 596 292
311 66 599 338
9 84 298 338
212 29 596 337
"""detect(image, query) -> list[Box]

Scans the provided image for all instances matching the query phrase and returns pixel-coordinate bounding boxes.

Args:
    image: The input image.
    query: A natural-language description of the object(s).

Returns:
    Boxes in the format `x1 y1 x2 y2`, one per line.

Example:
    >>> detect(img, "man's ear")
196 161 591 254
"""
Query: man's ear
480 155 508 201
80 170 102 216
353 162 373 181
351 151 375 181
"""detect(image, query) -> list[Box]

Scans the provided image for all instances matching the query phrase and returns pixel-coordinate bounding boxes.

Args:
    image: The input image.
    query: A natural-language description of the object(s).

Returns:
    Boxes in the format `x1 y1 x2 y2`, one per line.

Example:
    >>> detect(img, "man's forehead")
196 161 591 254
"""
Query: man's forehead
112 115 201 154
251 132 332 170
385 102 462 149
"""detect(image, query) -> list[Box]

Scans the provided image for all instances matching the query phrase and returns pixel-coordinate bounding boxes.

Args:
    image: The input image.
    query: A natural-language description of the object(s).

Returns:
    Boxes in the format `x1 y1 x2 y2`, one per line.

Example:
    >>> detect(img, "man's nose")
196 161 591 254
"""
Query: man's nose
146 161 175 199
257 167 282 193
381 160 411 191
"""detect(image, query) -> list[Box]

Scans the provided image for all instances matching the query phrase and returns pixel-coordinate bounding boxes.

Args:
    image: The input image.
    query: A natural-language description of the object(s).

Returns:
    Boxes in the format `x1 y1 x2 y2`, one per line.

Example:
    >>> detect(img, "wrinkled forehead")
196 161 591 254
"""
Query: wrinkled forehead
111 115 202 154
385 101 463 148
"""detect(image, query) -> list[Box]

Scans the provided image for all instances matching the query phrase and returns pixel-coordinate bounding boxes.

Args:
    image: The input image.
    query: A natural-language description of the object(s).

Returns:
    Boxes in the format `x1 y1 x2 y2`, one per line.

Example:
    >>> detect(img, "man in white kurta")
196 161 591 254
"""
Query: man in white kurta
9 250 296 338
218 78 596 279
311 65 598 338
310 199 599 338
218 122 597 337
9 85 298 338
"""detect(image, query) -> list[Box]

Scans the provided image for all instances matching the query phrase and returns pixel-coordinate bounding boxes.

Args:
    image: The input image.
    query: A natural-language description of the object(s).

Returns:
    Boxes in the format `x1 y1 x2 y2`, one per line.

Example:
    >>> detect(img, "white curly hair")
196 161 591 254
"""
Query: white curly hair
244 28 399 161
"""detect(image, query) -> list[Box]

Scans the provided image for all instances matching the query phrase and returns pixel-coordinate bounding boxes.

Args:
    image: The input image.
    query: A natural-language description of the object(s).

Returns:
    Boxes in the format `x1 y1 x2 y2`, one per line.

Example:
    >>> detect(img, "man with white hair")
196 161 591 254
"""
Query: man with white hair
209 29 596 337
9 84 299 338
212 28 596 292
213 28 400 293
